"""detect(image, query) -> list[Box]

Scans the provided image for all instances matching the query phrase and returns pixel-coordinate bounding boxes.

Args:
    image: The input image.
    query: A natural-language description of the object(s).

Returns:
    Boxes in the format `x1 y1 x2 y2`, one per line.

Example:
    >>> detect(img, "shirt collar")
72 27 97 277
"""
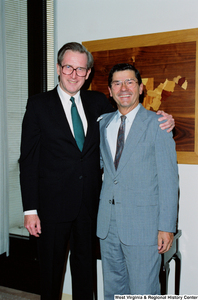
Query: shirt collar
57 85 80 104
117 103 141 123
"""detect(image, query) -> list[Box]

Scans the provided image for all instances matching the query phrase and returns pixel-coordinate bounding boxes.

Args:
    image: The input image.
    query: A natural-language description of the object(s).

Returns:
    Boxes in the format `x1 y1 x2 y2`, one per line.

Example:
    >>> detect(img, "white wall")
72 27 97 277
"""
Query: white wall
55 0 198 296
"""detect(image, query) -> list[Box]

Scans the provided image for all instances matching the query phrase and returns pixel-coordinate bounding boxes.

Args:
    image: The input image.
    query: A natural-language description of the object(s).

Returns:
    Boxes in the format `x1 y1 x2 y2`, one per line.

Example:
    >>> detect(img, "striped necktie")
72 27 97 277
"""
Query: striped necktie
114 115 126 170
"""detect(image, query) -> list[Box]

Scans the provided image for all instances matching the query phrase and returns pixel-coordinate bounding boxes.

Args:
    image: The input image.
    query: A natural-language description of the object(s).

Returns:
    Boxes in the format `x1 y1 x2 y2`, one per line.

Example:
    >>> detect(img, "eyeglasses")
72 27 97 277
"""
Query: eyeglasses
61 64 88 77
111 78 138 89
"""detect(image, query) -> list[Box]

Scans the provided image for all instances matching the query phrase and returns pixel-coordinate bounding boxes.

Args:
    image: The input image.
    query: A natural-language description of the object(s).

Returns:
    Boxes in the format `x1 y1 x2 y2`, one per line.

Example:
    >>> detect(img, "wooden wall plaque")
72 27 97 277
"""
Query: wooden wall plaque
83 28 198 164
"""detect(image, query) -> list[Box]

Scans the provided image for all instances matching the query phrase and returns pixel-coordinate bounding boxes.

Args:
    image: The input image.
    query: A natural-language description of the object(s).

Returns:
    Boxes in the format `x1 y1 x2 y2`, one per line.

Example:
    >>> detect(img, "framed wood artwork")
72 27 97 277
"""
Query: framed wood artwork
82 28 198 164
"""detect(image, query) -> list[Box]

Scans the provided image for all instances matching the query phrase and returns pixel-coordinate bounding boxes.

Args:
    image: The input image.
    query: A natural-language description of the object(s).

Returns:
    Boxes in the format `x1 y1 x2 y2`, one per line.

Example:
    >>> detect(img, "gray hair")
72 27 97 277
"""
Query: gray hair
57 42 94 69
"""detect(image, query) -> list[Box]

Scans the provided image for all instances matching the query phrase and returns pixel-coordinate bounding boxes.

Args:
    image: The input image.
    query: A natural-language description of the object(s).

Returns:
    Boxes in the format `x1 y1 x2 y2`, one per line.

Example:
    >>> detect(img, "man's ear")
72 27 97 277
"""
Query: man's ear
85 68 91 80
56 63 61 76
139 83 144 95
108 86 113 97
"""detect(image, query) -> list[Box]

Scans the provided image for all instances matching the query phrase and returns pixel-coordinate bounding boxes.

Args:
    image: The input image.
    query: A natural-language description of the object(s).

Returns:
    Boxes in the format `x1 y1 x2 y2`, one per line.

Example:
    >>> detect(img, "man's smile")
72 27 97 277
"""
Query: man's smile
119 93 132 98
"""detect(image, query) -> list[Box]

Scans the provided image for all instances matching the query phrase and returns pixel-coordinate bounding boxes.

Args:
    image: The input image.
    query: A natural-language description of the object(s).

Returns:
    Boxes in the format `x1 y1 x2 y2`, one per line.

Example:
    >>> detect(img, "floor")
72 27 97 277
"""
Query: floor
0 286 40 300
0 286 73 300
0 235 72 300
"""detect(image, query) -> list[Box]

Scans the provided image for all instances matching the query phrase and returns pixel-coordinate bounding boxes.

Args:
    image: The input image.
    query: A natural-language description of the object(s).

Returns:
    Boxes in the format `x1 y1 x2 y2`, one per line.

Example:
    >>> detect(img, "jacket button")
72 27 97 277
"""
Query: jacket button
114 180 118 184
79 176 83 179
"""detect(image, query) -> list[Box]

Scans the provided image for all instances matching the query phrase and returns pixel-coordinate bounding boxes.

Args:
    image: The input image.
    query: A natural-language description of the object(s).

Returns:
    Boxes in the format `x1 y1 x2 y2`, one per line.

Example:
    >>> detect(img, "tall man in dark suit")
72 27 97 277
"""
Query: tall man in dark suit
19 43 174 300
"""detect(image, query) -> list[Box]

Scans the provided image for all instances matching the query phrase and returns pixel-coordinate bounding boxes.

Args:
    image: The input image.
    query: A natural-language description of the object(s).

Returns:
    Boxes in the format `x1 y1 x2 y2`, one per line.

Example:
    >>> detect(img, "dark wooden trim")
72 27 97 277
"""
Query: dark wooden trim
28 0 47 97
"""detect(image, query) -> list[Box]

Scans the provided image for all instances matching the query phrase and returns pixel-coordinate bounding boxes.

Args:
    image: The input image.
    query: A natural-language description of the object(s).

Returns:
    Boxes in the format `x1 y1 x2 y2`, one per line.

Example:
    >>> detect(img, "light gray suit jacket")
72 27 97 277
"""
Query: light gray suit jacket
97 104 179 246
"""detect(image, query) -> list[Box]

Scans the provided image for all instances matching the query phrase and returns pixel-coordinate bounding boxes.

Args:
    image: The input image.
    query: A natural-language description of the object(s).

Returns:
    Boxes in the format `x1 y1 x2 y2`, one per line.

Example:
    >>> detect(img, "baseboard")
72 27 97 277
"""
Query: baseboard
61 293 72 300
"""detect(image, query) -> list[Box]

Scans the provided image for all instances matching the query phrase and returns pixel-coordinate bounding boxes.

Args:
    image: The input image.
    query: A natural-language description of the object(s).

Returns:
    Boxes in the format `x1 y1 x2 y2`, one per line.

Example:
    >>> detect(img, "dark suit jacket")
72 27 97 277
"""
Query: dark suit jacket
19 87 113 222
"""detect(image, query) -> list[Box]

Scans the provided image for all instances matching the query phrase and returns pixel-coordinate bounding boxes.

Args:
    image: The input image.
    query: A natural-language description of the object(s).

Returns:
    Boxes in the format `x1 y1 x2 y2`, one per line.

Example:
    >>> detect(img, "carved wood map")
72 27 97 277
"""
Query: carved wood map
83 29 198 164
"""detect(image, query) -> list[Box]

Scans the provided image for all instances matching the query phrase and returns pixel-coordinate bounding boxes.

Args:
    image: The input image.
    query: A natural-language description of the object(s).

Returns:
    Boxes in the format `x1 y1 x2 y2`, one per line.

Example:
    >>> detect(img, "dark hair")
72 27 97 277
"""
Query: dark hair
57 42 94 69
108 63 142 87
108 63 144 103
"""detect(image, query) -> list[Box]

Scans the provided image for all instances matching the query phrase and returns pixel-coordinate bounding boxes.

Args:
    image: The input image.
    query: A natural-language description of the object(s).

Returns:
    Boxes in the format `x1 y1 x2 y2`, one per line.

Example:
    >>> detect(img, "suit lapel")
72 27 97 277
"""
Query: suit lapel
49 88 100 152
100 112 117 177
80 90 100 153
48 87 77 147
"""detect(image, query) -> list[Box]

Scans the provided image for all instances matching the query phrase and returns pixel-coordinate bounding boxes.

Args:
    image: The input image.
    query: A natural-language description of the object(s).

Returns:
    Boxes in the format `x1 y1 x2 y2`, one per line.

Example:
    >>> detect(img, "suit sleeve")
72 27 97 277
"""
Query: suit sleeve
98 93 115 115
155 124 179 233
19 98 41 211
99 120 104 170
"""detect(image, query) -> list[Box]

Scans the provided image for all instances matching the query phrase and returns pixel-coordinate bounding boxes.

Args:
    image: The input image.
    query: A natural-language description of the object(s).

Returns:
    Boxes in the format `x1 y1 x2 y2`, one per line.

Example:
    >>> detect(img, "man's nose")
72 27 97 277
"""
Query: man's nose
71 69 77 78
120 82 127 90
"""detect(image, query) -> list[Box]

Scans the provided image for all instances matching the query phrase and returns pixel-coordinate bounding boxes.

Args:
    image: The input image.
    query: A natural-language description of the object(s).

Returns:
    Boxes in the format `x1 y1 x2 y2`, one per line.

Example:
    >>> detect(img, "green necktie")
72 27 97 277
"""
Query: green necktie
70 97 85 151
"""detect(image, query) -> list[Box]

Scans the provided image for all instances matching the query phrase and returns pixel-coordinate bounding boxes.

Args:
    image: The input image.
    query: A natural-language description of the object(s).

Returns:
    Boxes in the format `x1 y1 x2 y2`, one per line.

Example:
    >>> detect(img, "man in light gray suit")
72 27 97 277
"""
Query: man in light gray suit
97 63 179 298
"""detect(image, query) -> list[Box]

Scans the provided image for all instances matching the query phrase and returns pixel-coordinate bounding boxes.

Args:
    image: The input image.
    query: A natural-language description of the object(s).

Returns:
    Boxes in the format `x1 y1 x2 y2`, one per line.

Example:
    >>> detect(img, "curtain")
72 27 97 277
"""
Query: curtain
0 0 9 256
0 0 54 254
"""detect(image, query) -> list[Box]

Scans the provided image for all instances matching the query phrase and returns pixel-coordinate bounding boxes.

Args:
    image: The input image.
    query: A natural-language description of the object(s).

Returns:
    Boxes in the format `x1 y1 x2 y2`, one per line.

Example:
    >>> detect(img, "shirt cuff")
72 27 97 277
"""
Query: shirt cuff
24 210 37 215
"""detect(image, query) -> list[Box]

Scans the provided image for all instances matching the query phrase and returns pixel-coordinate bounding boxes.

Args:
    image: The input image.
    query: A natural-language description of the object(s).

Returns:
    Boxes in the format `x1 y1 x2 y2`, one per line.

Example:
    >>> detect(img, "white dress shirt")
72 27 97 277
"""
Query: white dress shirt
107 104 141 161
24 85 88 216
57 85 88 136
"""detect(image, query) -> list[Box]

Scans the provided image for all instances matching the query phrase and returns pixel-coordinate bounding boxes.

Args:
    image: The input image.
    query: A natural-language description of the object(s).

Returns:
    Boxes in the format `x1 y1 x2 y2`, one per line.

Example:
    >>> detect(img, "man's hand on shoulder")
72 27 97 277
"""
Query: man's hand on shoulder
158 231 174 254
156 110 175 133
24 214 41 237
